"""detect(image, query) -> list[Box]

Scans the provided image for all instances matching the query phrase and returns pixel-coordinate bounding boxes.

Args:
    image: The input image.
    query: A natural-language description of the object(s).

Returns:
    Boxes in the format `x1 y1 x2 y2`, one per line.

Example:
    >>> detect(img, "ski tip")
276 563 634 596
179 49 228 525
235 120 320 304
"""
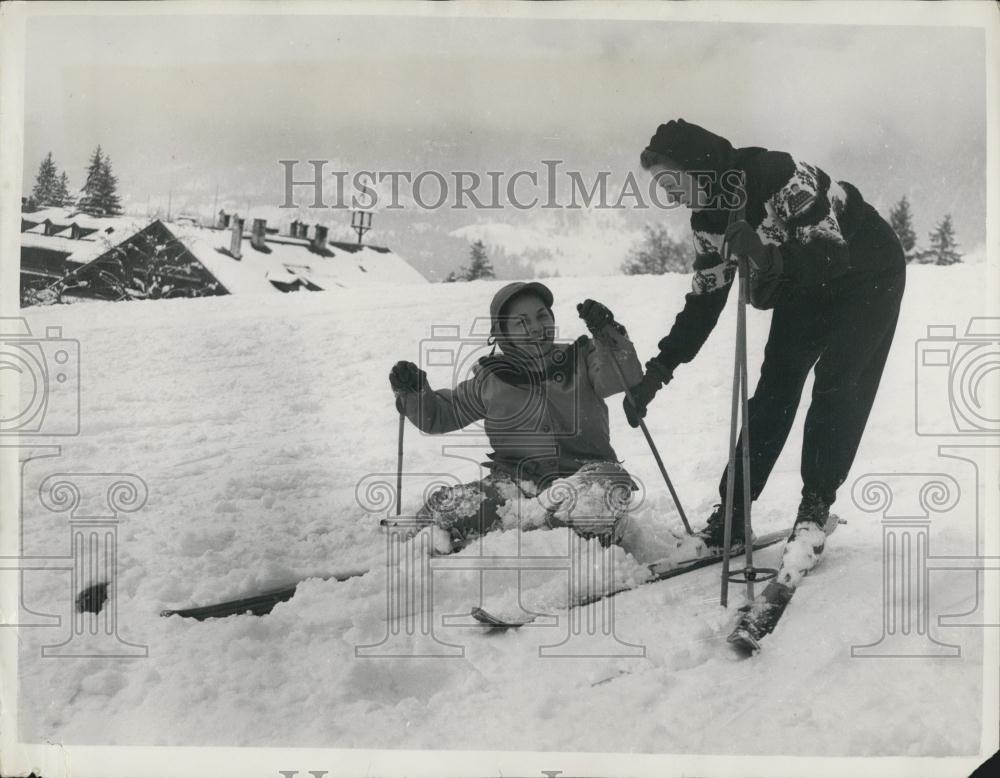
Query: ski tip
470 606 508 628
727 629 761 657
471 606 534 629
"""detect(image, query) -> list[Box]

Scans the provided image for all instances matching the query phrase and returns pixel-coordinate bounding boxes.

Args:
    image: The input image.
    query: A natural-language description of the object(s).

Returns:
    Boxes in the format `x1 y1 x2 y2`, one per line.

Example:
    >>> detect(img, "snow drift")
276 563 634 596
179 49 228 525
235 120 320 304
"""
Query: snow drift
12 265 993 756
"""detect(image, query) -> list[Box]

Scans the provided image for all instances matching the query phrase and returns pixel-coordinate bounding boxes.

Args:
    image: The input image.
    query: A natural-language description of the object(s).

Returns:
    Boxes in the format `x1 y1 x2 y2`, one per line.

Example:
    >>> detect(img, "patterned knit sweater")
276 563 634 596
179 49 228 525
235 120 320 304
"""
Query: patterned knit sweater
652 148 904 374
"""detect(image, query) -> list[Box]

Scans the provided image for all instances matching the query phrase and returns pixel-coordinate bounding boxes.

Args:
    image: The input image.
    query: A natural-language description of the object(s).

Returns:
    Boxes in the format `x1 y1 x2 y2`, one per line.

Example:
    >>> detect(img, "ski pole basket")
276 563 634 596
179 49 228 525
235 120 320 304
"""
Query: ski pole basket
725 565 778 585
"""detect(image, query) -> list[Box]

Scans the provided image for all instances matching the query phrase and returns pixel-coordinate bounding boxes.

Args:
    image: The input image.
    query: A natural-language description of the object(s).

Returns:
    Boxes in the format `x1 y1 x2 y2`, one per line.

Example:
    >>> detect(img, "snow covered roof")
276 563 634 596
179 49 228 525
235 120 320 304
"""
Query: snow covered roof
66 229 151 265
20 208 151 265
19 232 86 255
21 207 141 235
20 207 73 223
172 225 427 294
21 206 427 295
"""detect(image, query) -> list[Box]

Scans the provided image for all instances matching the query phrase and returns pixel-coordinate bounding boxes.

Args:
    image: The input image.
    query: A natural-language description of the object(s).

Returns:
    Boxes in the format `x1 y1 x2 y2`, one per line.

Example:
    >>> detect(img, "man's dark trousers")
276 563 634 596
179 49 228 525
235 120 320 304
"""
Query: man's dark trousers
719 263 906 510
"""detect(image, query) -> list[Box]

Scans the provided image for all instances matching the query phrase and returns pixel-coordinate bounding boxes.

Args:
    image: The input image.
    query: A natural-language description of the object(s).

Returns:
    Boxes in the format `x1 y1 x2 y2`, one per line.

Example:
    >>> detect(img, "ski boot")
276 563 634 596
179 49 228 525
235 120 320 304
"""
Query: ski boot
775 492 839 588
697 503 754 553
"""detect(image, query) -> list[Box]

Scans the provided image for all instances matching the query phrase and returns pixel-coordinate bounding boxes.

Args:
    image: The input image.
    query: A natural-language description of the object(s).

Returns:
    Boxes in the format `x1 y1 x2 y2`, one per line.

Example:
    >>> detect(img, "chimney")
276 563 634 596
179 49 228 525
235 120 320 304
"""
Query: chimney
251 218 267 250
310 224 329 253
298 223 309 240
229 216 244 259
218 209 230 229
289 219 300 237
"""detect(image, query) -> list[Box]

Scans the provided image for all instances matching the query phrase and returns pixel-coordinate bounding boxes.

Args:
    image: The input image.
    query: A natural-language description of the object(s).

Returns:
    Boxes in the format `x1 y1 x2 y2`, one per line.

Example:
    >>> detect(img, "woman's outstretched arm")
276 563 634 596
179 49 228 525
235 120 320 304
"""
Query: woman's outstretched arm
649 229 735 374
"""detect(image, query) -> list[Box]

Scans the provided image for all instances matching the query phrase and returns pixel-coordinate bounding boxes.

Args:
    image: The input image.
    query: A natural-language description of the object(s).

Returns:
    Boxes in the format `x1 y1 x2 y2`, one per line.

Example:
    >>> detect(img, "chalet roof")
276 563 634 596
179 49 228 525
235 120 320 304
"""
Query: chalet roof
172 224 428 294
21 207 428 294
20 212 148 263
20 207 73 223
20 208 139 234
19 232 86 255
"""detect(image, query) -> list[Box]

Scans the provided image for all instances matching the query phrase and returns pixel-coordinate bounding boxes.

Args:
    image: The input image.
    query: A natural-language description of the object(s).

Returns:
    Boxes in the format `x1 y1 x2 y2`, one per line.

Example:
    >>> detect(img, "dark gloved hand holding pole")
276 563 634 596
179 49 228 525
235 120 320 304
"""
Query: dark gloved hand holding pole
389 360 428 517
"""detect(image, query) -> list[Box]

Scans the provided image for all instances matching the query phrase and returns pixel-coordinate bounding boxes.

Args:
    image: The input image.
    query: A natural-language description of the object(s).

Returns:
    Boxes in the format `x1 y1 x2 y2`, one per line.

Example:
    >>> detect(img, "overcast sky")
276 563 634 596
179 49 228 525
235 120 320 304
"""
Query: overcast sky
22 11 987 277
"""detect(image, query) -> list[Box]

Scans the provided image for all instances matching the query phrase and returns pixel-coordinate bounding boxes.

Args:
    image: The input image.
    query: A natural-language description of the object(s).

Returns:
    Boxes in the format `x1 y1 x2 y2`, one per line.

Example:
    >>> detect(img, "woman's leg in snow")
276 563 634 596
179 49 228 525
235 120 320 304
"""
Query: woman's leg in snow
537 461 706 566
417 473 534 551
538 461 634 543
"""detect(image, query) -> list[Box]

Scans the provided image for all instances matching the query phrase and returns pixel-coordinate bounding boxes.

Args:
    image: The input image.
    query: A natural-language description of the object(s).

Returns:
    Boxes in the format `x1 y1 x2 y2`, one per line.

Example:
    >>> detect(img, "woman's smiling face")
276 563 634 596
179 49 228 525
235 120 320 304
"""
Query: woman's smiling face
501 293 555 357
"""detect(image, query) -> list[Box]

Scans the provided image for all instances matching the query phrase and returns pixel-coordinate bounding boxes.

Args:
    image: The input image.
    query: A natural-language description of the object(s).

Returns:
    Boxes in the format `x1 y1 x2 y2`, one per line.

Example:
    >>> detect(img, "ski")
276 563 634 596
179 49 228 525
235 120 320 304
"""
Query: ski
160 568 368 620
471 528 793 630
726 514 844 655
727 581 795 655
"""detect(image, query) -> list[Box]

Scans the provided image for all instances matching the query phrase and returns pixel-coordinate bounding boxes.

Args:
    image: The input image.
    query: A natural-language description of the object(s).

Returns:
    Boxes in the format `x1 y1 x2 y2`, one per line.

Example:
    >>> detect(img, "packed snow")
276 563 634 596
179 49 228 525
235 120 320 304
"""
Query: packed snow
11 265 994 756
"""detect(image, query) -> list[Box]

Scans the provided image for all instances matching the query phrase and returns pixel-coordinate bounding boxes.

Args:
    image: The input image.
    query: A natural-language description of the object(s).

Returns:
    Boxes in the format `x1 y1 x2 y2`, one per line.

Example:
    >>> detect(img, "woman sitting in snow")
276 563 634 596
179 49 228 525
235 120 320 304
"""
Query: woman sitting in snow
625 118 906 586
388 281 686 563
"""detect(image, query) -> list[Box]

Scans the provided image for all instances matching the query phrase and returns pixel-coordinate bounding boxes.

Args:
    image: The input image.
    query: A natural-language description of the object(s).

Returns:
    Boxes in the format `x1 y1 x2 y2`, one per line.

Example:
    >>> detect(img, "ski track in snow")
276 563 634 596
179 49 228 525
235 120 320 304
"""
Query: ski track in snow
14 267 988 754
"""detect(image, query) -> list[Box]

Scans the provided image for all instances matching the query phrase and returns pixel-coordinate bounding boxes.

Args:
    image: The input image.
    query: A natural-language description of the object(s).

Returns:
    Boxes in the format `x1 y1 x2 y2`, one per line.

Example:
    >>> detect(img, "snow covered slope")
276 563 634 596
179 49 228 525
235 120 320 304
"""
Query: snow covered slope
12 266 995 756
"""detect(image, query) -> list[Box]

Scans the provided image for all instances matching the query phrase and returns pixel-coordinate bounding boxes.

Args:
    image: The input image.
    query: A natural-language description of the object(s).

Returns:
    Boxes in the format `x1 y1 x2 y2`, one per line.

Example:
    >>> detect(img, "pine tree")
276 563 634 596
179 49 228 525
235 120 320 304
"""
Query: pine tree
888 195 917 260
54 172 72 207
30 152 59 207
444 240 495 282
464 240 495 280
928 215 962 266
79 146 105 215
78 146 121 216
621 225 693 275
97 154 122 215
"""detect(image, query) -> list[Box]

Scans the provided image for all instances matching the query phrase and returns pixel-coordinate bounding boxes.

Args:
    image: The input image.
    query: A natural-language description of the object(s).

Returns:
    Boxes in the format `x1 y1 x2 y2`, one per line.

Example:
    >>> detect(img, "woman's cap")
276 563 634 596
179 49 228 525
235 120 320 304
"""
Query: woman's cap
489 281 554 337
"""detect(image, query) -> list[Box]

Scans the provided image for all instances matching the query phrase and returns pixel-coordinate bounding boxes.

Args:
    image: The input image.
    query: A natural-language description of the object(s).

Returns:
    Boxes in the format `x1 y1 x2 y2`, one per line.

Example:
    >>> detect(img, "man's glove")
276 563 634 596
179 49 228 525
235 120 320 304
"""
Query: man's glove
577 299 616 335
389 361 428 410
623 360 674 428
723 220 772 273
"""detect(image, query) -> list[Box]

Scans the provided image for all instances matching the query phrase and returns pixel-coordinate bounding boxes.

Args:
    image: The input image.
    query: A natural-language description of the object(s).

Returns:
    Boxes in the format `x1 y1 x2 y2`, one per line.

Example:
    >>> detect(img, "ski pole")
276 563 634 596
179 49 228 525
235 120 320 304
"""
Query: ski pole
720 254 755 606
738 293 754 601
598 327 693 536
395 405 405 517
720 176 755 607
720 295 742 607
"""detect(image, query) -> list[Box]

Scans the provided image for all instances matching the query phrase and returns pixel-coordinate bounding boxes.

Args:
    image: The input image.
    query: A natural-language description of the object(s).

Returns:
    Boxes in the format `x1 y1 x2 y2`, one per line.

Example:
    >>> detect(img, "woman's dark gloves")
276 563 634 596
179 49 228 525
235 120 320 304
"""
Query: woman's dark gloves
577 299 616 335
389 361 427 410
623 360 674 428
